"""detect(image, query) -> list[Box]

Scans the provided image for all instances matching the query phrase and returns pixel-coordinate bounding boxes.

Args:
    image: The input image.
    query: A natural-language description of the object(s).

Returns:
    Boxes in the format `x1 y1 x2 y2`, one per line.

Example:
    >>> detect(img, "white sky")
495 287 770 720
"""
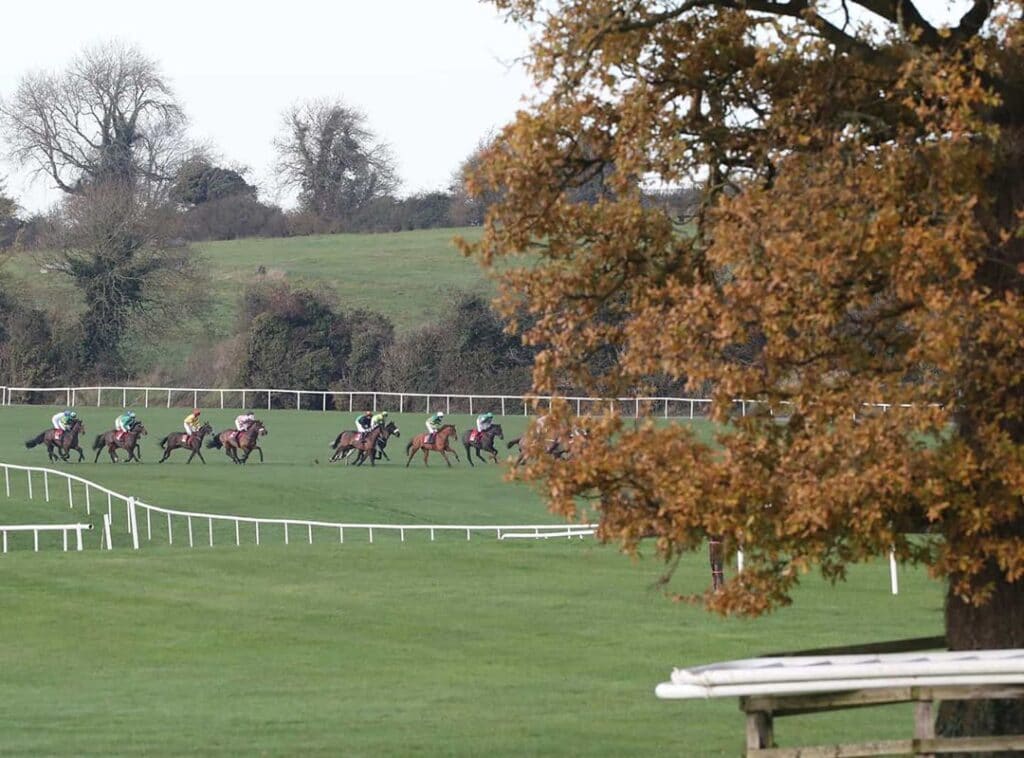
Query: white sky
0 0 535 212
1 0 972 213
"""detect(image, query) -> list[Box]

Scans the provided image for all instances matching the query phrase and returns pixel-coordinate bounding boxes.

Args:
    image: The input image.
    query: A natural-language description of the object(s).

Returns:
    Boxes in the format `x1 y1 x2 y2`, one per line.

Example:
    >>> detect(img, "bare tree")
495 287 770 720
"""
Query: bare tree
44 181 194 374
274 98 399 222
0 41 187 199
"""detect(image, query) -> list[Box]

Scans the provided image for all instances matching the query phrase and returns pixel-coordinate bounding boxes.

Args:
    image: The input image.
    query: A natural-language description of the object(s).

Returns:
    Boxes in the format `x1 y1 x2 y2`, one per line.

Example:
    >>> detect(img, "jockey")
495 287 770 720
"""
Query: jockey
114 410 137 435
183 408 202 439
234 410 255 434
473 411 494 442
51 409 78 434
371 410 388 430
355 411 373 440
425 411 445 445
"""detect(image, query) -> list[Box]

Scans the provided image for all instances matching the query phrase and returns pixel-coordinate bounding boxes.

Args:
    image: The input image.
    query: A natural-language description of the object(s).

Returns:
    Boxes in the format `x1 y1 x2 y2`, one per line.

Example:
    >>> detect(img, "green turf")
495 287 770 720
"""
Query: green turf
0 404 945 755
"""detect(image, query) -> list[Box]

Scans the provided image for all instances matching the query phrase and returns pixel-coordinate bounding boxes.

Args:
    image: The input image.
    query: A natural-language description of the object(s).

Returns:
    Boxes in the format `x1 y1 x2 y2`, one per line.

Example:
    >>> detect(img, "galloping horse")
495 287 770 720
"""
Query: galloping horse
158 422 213 464
331 421 400 464
462 423 503 466
341 424 387 467
207 420 268 464
507 434 573 467
93 423 147 463
405 424 460 467
25 419 85 463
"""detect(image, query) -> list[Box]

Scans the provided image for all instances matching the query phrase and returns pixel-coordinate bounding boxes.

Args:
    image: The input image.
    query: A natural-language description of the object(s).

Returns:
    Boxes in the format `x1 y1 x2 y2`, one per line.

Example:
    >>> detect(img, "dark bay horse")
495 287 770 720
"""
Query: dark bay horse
207 420 267 464
405 424 460 467
93 423 147 463
331 421 400 464
507 434 573 467
158 422 213 464
341 424 387 467
463 423 503 466
26 419 85 463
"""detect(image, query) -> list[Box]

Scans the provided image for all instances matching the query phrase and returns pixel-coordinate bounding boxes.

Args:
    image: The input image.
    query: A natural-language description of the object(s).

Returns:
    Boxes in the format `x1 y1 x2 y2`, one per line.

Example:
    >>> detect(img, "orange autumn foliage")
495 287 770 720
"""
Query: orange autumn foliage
464 0 1024 628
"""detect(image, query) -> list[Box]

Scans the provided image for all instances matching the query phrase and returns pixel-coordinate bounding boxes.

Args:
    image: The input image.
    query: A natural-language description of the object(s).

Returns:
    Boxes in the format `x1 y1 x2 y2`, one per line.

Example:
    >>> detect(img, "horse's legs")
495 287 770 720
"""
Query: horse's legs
406 443 418 467
195 447 206 464
438 449 452 467
108 444 119 463
475 446 487 463
465 444 475 466
422 449 430 466
254 446 263 463
94 444 104 464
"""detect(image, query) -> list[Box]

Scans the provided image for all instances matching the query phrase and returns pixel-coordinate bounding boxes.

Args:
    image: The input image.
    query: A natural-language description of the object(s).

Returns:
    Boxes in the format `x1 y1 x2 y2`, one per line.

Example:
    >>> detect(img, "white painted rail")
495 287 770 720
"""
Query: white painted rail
1 383 725 418
0 523 92 553
0 462 596 552
127 497 598 550
0 383 927 420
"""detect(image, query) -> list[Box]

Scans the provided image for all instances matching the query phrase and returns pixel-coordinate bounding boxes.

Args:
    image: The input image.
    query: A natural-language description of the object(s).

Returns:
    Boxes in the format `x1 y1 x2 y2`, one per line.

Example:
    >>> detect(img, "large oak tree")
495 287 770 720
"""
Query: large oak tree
468 0 1024 739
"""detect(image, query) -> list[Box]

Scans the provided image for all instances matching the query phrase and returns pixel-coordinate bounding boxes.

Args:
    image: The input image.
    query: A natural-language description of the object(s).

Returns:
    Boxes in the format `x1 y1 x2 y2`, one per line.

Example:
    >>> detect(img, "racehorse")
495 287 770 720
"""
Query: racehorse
331 421 401 464
93 423 147 463
25 419 85 463
405 424 460 467
157 422 214 464
462 423 504 466
206 420 268 464
507 434 571 467
341 424 387 467
351 421 401 465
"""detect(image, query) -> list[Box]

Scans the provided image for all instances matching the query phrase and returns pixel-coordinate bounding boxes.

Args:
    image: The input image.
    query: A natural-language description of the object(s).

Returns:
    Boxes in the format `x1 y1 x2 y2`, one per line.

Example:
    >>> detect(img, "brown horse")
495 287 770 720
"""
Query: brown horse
331 421 401 464
462 423 503 466
206 420 268 464
507 432 575 467
93 423 147 463
25 419 85 463
340 424 387 467
405 424 460 467
158 422 213 464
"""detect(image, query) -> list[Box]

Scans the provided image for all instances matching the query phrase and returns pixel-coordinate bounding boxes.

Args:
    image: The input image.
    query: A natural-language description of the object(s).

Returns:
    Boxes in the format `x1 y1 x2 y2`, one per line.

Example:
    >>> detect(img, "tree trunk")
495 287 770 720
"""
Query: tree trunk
937 564 1024 754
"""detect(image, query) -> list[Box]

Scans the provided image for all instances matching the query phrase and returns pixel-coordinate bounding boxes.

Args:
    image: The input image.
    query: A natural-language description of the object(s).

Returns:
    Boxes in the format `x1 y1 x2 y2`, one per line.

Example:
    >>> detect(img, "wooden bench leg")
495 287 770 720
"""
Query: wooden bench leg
746 710 774 753
914 699 935 758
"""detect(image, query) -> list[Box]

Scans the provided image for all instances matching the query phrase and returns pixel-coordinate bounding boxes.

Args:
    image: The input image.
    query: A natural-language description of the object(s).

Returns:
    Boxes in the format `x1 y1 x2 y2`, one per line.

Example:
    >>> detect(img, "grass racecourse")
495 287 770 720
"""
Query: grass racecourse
0 403 946 756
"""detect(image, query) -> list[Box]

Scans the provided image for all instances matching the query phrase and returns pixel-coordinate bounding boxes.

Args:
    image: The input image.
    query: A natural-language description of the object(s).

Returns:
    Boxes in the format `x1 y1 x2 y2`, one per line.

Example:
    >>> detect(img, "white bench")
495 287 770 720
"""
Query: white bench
656 649 1024 756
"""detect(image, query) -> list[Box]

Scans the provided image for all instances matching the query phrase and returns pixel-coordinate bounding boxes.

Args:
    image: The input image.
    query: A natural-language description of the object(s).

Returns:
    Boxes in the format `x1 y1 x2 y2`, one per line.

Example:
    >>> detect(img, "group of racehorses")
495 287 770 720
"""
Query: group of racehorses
24 418 268 465
24 416 556 468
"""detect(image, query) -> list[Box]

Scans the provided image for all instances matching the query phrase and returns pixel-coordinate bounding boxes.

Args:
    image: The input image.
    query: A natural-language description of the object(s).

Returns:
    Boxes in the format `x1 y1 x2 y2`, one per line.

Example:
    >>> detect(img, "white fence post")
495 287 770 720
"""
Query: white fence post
103 513 113 550
128 497 139 550
890 548 899 595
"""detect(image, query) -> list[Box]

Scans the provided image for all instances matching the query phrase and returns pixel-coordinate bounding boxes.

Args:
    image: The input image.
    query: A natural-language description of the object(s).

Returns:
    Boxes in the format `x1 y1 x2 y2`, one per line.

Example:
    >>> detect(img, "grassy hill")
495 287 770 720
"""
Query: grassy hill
194 227 490 333
1 227 493 379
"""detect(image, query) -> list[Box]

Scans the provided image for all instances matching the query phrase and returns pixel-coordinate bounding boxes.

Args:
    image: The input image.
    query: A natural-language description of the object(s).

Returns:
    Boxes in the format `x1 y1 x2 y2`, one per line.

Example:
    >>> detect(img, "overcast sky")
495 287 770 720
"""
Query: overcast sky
2 0 972 213
0 0 535 212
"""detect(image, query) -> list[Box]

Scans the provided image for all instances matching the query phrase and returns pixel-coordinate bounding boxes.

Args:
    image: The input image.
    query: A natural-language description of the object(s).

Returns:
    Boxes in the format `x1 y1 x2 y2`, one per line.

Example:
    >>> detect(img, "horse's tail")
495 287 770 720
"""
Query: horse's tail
25 432 45 449
158 435 169 448
92 434 105 451
206 436 222 449
331 431 344 449
405 439 413 455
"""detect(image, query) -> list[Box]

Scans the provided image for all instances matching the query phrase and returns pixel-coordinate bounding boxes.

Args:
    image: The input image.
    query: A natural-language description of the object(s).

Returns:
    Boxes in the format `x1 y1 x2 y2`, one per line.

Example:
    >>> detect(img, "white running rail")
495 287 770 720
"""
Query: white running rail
0 523 93 553
0 384 922 419
0 462 596 551
0 384 723 418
